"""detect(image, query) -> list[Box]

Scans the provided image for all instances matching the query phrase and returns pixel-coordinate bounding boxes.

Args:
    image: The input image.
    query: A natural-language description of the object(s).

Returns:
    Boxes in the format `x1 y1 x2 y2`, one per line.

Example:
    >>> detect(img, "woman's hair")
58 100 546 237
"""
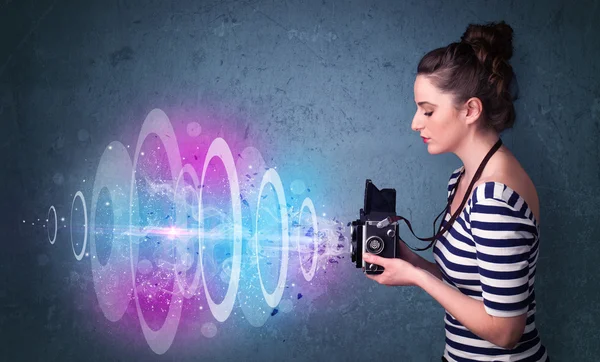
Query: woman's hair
417 21 516 133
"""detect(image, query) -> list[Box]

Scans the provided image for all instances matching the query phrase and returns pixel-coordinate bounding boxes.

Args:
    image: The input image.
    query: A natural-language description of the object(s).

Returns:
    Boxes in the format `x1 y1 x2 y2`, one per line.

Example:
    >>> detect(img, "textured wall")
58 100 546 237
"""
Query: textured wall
1 0 599 361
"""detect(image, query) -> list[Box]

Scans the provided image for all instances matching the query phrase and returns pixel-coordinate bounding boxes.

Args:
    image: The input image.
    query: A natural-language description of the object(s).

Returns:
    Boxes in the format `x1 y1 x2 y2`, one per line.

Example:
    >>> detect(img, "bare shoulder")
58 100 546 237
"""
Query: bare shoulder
476 148 541 224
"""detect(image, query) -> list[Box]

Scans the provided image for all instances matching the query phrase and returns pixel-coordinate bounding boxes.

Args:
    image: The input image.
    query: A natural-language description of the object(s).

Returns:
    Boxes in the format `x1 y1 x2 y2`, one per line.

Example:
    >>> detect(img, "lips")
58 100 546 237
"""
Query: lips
421 137 430 143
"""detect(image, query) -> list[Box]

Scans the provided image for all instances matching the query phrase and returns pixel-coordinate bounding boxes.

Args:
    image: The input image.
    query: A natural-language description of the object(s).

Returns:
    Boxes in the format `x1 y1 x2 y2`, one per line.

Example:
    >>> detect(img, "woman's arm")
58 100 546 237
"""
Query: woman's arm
363 253 527 349
414 193 536 350
415 267 526 349
399 241 444 281
364 252 527 349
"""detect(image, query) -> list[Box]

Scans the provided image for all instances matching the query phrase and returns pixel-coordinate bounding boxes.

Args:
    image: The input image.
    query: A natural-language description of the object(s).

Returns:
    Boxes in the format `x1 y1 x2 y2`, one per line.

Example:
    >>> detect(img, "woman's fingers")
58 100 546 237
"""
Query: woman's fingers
363 252 387 267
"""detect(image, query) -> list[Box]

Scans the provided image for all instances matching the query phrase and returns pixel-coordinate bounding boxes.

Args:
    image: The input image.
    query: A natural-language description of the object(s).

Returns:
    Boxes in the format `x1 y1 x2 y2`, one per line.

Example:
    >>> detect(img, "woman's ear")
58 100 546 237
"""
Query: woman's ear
464 97 483 126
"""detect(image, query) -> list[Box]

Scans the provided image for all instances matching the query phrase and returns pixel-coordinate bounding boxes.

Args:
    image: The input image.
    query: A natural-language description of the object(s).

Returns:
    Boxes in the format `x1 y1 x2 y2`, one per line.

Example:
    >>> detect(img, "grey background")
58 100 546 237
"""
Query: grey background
1 0 599 361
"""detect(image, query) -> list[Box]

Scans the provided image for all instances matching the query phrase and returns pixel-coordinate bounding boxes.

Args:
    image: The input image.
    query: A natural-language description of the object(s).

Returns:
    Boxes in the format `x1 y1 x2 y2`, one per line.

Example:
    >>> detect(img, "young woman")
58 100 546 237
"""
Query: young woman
362 21 549 361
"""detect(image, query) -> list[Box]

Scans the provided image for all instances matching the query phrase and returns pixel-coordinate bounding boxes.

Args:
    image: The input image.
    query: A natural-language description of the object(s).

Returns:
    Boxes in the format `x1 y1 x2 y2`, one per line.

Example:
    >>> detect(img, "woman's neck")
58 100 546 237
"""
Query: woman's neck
454 128 502 184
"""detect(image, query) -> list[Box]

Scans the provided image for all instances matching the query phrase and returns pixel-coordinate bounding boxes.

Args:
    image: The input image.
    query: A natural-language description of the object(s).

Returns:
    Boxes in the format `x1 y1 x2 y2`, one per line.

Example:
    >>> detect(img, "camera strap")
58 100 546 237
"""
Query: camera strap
384 138 503 251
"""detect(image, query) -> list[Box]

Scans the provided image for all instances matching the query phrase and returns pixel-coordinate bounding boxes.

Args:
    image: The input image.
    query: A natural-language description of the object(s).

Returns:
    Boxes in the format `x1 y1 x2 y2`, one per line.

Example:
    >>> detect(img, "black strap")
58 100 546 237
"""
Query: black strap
397 138 503 251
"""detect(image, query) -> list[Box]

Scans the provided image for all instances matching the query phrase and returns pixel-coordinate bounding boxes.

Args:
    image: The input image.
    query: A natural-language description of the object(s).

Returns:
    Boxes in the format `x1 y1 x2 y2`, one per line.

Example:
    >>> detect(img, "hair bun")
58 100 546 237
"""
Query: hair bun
461 21 514 62
460 21 515 104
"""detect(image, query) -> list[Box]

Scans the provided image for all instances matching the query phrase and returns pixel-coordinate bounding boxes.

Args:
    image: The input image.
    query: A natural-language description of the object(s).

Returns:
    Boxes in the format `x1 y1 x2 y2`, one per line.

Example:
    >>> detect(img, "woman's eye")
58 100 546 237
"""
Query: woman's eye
424 112 433 116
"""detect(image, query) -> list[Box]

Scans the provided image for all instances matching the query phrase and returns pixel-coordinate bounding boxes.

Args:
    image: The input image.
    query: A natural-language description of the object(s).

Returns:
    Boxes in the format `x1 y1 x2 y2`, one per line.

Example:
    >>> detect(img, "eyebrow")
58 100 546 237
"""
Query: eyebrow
417 101 438 107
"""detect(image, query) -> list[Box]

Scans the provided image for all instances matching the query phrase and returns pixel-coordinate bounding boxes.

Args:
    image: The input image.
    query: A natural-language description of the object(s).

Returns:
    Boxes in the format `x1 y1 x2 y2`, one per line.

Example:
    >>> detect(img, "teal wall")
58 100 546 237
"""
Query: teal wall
1 0 598 361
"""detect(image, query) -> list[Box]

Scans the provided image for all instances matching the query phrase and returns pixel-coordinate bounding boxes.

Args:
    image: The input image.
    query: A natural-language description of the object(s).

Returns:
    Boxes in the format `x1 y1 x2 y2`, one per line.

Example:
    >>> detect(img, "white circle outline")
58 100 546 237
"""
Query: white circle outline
89 141 137 322
174 163 202 299
255 168 289 308
128 108 184 355
70 191 88 261
297 197 319 281
198 137 243 323
47 205 57 245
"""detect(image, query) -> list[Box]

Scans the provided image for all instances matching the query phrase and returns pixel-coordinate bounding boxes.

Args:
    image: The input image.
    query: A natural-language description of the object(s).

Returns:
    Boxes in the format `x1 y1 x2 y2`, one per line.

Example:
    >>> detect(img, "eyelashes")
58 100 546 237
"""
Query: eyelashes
424 112 433 116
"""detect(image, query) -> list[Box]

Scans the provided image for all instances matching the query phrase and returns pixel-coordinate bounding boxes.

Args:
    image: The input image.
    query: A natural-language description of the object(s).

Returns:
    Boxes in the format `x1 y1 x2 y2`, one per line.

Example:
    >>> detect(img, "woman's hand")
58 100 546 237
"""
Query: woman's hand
363 253 422 287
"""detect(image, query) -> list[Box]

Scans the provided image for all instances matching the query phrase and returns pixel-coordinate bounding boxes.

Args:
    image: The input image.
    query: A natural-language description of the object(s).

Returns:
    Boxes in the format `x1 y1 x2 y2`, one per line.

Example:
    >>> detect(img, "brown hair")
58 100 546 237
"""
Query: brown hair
417 21 516 133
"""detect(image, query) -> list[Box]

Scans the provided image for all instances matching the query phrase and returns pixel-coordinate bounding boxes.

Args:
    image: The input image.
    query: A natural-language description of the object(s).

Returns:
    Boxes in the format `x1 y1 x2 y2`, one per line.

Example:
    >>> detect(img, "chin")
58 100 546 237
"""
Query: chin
426 144 445 155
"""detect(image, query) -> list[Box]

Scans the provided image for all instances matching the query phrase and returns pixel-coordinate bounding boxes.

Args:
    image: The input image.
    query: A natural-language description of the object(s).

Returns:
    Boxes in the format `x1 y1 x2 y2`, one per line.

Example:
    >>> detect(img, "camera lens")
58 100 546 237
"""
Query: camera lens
365 236 384 254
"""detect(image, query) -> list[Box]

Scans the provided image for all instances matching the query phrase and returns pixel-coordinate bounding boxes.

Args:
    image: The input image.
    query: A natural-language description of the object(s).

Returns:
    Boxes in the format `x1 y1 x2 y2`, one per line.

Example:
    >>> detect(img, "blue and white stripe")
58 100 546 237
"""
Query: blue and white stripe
434 166 548 362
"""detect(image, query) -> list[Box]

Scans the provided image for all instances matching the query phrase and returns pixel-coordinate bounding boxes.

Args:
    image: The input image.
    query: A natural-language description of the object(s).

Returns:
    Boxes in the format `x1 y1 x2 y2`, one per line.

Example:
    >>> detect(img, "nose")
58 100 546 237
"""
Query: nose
411 112 424 132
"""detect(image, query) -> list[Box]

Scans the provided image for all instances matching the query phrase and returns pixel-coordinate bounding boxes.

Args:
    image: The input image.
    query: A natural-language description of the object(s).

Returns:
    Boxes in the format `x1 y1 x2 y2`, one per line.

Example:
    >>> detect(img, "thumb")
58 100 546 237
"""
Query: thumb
363 252 386 266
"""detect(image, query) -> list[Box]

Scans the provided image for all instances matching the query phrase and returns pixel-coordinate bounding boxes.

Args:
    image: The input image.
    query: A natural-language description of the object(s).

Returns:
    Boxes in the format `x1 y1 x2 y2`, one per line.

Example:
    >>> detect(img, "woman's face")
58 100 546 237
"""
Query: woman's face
411 75 468 155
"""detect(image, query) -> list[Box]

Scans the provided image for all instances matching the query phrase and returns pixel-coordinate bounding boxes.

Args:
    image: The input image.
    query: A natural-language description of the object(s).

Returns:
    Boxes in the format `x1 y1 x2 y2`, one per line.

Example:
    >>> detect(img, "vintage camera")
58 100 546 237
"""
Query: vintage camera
350 179 400 274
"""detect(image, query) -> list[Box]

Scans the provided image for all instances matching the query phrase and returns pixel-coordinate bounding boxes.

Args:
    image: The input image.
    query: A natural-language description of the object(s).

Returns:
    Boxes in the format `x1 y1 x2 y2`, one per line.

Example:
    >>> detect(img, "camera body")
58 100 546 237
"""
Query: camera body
350 179 400 274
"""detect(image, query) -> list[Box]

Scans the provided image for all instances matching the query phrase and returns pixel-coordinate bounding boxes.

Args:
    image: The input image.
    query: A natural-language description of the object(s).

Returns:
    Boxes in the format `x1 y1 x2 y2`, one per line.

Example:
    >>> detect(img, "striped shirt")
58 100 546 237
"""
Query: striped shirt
434 166 549 362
